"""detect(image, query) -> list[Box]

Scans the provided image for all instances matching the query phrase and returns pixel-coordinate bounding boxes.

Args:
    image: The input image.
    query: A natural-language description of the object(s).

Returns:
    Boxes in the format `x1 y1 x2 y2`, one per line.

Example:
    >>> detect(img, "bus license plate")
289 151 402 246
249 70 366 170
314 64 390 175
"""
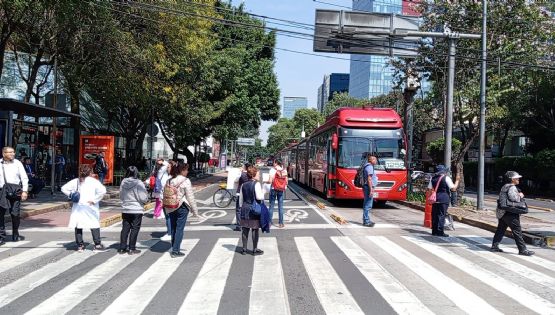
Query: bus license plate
372 192 379 198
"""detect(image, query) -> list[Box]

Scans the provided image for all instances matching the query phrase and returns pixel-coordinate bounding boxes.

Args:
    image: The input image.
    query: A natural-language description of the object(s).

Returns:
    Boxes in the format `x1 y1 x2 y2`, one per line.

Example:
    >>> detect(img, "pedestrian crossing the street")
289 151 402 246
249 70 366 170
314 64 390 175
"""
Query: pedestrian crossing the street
0 234 554 314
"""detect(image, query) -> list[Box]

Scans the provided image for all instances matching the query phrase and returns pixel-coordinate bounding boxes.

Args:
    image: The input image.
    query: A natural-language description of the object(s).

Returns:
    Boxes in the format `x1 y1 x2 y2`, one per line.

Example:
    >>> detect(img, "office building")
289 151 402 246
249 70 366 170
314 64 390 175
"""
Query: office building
282 97 308 119
348 1 426 100
317 73 350 113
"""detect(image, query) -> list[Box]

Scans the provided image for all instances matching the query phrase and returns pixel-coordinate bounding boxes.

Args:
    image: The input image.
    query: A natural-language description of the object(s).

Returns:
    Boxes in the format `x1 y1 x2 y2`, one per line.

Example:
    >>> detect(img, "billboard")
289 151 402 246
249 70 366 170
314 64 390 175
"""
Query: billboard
79 135 115 184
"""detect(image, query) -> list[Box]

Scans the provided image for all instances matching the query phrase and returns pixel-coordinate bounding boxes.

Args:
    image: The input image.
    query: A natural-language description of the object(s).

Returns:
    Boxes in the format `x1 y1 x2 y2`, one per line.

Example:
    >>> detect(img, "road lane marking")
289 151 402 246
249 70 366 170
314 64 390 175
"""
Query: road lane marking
24 240 158 315
178 238 237 315
250 237 290 315
404 235 555 314
295 237 364 315
331 236 433 315
287 186 335 225
101 239 199 315
368 236 502 315
0 240 30 253
446 236 555 289
0 241 64 275
460 235 555 271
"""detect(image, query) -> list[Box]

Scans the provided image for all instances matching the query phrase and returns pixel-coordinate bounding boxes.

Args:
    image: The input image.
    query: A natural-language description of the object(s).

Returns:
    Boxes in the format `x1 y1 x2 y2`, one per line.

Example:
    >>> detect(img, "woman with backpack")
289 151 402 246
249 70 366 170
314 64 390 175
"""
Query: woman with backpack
159 160 177 241
426 165 459 237
491 171 534 256
118 166 149 255
61 164 107 252
163 162 198 258
239 166 264 255
268 159 288 228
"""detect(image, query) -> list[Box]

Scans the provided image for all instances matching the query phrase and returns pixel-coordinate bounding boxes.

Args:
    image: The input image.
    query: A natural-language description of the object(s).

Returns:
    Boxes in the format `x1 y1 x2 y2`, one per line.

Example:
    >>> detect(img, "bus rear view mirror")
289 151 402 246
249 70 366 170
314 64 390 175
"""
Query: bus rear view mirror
331 133 338 150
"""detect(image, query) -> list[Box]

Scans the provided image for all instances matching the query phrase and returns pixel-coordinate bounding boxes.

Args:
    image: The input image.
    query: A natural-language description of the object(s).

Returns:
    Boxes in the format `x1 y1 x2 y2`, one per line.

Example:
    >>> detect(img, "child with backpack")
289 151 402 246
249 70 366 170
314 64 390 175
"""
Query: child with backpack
268 159 288 228
162 162 198 258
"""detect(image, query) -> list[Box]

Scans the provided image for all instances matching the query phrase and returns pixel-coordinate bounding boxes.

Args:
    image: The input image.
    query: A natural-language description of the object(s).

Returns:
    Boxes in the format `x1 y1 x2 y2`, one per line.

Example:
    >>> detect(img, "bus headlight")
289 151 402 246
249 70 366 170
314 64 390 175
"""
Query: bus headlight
397 183 407 191
337 180 349 190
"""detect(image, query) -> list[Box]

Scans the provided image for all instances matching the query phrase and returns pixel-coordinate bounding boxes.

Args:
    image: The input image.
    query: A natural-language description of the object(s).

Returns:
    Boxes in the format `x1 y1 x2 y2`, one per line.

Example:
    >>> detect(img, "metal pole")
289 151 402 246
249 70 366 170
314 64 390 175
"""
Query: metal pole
444 38 456 168
477 0 488 210
50 58 58 194
404 88 416 192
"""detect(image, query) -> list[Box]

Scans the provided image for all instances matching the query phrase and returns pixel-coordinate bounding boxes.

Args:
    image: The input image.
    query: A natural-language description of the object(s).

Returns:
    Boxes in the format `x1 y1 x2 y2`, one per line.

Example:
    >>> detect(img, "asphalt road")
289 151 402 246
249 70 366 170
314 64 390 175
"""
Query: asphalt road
1 181 555 314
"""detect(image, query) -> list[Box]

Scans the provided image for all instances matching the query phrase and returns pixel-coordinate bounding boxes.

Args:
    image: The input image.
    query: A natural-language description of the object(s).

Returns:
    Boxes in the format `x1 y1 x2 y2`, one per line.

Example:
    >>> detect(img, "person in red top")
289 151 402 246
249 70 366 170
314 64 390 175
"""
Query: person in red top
267 159 288 228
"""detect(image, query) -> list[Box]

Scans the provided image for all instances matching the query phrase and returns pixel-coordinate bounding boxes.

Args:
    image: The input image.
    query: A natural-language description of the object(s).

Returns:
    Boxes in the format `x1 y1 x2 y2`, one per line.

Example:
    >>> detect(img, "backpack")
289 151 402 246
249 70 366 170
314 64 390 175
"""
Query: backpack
354 162 370 188
162 178 186 210
148 175 156 192
272 170 287 191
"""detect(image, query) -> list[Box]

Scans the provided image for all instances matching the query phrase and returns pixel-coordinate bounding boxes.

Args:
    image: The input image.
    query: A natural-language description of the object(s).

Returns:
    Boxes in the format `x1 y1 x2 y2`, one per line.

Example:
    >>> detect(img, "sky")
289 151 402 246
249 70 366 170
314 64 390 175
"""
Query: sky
239 0 352 145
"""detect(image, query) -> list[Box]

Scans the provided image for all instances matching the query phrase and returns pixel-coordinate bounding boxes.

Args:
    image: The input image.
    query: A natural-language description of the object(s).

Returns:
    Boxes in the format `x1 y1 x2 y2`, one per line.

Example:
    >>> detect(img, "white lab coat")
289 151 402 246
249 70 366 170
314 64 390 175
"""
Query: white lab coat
62 177 107 229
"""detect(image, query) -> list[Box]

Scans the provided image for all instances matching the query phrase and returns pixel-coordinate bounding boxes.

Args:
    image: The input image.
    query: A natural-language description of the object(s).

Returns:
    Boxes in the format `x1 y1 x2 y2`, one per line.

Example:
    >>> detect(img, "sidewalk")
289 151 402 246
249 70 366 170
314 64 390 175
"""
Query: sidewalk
7 172 227 229
394 199 555 248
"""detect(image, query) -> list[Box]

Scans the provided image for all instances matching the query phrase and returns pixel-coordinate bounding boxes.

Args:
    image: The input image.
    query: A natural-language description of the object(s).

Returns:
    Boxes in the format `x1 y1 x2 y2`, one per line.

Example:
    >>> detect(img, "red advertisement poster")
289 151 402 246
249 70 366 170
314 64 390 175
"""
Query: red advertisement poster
79 135 115 184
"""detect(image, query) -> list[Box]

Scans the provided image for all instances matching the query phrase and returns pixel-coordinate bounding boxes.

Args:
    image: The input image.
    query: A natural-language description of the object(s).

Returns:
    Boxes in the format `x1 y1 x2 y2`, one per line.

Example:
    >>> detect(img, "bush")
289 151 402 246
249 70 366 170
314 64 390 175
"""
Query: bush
426 138 462 164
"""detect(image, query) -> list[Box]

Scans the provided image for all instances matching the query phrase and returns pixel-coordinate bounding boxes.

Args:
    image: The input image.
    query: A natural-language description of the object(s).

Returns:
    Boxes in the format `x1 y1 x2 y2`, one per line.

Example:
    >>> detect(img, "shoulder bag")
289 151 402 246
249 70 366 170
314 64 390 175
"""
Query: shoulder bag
426 175 445 205
1 162 23 199
69 179 81 203
249 182 262 216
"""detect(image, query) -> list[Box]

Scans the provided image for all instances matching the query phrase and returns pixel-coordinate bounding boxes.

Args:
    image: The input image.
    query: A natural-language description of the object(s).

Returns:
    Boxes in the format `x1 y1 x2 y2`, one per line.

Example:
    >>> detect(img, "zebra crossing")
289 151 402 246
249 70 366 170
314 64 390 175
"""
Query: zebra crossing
0 234 554 314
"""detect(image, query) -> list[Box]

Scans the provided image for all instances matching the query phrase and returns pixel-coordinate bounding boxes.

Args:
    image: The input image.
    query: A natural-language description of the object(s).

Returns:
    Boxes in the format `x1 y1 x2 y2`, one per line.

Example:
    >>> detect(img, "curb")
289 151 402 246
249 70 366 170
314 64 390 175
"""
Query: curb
393 200 547 247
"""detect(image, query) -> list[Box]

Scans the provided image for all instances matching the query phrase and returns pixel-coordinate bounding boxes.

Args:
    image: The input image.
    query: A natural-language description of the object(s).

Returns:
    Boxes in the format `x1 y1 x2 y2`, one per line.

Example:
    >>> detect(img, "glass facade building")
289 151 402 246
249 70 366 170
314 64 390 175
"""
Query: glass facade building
349 0 403 100
282 97 308 119
317 73 350 113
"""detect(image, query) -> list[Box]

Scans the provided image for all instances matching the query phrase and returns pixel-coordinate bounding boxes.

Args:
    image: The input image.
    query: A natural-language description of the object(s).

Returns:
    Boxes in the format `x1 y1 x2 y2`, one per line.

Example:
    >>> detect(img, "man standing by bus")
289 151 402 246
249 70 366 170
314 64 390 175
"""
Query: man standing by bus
362 154 378 227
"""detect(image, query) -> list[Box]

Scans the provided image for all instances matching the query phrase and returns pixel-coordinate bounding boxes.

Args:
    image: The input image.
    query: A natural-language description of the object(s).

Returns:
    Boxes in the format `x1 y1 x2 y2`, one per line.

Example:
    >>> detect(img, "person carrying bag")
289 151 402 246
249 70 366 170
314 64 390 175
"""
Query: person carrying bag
0 146 29 245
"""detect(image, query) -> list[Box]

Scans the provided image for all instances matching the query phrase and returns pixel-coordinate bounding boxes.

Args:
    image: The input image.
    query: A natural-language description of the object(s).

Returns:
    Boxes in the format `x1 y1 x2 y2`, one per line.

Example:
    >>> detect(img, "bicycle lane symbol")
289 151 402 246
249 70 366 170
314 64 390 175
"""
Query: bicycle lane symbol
284 209 309 223
190 209 228 225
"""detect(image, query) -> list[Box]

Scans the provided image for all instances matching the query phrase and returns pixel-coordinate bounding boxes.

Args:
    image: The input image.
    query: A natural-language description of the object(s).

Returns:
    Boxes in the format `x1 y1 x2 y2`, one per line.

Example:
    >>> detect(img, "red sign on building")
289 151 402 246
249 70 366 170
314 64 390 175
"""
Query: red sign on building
79 135 115 184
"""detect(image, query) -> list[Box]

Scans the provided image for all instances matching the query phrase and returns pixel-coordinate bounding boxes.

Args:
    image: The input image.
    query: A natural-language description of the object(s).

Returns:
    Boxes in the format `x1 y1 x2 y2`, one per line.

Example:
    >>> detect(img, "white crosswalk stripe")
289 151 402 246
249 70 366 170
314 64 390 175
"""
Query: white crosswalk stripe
0 240 31 253
25 240 158 315
101 239 199 315
331 236 433 315
295 236 364 315
250 237 290 315
178 238 237 315
404 235 555 314
368 236 503 315
0 235 553 314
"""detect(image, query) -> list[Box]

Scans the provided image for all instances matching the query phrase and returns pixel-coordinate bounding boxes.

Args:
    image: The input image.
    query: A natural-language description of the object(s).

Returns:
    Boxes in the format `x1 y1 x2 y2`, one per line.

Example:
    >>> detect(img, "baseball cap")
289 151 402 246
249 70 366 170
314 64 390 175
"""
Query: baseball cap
506 171 523 179
435 164 448 174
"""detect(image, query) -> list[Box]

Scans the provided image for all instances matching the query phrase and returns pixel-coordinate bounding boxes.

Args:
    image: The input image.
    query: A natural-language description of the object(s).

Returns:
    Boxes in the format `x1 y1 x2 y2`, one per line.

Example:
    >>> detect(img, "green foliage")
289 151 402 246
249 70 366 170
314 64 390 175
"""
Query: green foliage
266 109 324 154
407 191 425 203
426 138 462 164
323 92 367 116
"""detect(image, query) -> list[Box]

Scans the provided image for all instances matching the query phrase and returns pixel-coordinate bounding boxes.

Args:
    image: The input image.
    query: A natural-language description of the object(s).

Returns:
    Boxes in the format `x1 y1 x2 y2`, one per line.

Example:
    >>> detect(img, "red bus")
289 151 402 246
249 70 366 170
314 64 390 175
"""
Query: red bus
277 107 408 202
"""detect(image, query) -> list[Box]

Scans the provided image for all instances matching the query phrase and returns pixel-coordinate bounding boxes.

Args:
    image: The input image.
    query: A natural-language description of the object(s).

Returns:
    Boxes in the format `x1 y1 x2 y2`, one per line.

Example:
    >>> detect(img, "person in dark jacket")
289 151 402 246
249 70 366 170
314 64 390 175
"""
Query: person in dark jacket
239 166 264 256
234 163 251 231
427 165 459 237
491 171 534 256
119 166 149 255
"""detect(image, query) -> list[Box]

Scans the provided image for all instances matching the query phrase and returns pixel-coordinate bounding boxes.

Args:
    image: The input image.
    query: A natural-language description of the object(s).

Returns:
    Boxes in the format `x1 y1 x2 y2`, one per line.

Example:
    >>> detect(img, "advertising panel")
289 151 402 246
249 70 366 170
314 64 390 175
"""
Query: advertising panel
79 135 115 184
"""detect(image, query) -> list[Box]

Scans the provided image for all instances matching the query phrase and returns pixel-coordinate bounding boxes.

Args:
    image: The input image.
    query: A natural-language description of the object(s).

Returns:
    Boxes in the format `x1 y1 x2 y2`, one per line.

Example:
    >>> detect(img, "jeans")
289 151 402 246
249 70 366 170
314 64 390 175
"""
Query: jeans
0 198 22 240
269 189 284 224
492 212 527 252
362 184 374 224
169 204 189 253
75 228 101 246
98 172 106 184
163 207 171 235
120 213 143 250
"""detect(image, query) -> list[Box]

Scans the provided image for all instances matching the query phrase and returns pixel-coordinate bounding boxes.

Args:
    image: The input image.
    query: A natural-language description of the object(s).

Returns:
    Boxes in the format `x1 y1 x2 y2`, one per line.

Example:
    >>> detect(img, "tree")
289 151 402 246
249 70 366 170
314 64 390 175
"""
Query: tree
323 92 367 116
266 109 324 154
0 0 30 79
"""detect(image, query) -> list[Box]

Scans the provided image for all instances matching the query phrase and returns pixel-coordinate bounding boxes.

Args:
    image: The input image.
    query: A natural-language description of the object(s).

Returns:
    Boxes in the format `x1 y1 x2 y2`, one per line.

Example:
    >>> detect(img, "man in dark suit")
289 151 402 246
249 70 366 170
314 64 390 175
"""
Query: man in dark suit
23 157 44 198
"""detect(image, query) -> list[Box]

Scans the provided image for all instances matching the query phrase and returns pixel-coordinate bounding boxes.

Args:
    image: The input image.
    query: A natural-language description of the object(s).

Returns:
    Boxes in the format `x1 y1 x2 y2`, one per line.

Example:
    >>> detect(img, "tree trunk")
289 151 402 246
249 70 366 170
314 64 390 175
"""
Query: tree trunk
68 81 81 178
498 123 511 157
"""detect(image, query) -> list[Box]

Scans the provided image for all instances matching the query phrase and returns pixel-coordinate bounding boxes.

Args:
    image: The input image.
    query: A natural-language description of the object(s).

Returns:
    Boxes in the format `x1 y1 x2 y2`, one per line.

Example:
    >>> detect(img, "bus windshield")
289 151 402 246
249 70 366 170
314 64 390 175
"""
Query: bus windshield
337 128 406 170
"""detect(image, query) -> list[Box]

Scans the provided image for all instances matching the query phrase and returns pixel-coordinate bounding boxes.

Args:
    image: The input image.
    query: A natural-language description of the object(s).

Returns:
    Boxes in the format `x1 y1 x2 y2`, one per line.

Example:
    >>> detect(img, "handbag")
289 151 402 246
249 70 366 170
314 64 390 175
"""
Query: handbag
69 180 81 203
426 175 445 205
249 182 262 216
1 162 23 199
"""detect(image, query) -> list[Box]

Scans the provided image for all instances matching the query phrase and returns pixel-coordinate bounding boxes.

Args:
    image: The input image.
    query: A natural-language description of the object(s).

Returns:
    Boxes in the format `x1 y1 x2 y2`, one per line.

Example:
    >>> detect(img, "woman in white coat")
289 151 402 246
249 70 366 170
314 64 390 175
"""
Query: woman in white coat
62 164 107 252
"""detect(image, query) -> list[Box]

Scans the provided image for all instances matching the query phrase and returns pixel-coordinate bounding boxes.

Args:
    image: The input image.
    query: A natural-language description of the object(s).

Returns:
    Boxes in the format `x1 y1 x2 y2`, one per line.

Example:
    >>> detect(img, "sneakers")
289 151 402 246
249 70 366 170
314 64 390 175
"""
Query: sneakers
128 249 141 255
170 251 186 258
160 234 172 241
519 250 535 256
363 222 375 227
252 248 264 256
77 245 85 253
278 224 285 228
490 244 504 252
117 248 127 254
93 244 108 252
